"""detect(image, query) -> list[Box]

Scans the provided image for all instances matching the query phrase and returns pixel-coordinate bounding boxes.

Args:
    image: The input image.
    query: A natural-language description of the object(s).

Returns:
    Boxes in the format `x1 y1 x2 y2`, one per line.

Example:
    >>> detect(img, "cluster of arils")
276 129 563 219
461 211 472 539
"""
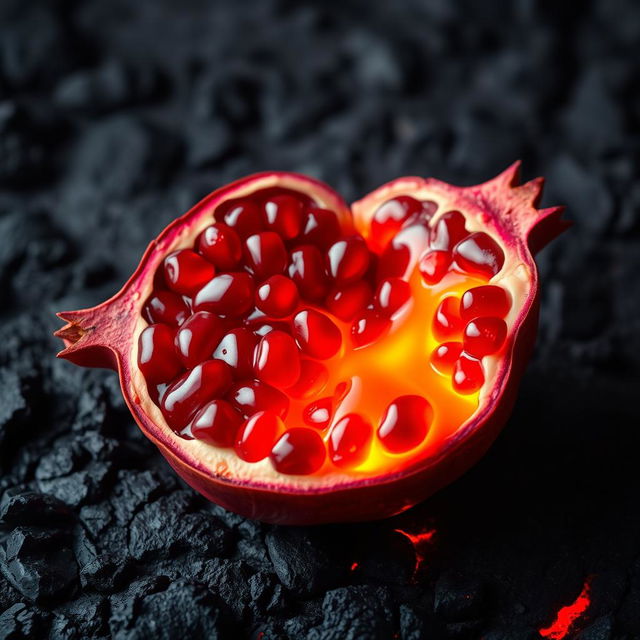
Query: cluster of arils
137 186 508 476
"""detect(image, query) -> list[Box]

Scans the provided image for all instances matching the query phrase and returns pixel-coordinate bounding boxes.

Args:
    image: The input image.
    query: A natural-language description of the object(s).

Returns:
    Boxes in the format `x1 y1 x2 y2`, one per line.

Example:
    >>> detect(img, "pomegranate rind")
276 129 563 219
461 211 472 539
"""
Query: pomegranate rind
55 164 567 524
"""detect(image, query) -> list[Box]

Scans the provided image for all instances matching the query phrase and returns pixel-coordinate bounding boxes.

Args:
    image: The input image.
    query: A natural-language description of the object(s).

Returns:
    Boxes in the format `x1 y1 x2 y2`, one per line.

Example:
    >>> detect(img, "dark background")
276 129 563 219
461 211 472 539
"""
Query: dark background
1 1 639 638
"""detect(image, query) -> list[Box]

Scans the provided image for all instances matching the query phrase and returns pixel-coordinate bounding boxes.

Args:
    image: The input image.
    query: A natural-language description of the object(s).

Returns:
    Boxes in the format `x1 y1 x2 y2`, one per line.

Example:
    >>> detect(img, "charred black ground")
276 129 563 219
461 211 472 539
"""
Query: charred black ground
1 1 639 638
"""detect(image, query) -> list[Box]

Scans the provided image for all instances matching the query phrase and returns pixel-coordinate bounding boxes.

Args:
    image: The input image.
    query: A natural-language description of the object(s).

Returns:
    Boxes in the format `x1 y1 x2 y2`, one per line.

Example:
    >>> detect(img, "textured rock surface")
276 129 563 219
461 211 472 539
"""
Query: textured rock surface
1 0 639 637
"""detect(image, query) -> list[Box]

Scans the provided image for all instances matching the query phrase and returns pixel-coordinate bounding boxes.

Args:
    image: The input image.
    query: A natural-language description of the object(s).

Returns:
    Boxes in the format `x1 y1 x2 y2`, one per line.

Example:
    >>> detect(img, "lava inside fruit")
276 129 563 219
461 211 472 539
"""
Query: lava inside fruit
56 166 567 523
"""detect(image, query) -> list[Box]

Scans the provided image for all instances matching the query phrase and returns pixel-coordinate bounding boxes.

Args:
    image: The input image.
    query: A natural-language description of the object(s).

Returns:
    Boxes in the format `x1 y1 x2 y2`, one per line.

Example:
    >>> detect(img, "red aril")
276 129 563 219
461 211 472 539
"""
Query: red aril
255 275 299 318
303 397 333 428
328 414 373 468
138 324 182 384
56 164 568 524
374 277 411 316
463 317 507 357
253 330 301 389
325 281 372 322
190 399 243 447
460 285 511 321
293 309 342 359
419 250 451 285
220 199 265 238
298 207 341 248
197 223 243 271
161 359 233 430
213 328 258 379
432 296 462 342
194 272 255 316
287 359 329 399
326 236 370 284
453 232 505 278
430 210 467 251
430 342 463 375
377 395 432 453
244 232 288 280
263 194 303 239
143 290 189 327
163 249 216 297
235 411 285 462
370 196 431 251
452 353 485 394
351 310 391 348
288 245 328 301
270 428 326 475
175 311 226 369
228 380 289 419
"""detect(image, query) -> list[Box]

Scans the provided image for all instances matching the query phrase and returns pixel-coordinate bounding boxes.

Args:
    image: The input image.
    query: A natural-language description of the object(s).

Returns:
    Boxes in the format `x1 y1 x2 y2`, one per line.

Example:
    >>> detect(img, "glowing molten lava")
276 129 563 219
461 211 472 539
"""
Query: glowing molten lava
538 578 592 640
394 527 436 578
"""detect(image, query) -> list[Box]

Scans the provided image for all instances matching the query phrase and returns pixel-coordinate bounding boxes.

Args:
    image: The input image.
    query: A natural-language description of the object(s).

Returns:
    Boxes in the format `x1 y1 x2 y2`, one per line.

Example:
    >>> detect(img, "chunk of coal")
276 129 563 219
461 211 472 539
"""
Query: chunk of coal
0 602 46 640
128 491 231 560
109 579 221 640
574 615 613 640
434 570 486 621
37 462 113 508
0 491 74 527
0 528 78 603
266 527 350 595
306 585 394 640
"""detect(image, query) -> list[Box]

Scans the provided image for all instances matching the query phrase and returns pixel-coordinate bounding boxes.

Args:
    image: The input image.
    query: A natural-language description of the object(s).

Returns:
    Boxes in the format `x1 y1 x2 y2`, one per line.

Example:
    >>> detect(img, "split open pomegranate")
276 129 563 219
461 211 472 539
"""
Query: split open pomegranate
55 163 567 524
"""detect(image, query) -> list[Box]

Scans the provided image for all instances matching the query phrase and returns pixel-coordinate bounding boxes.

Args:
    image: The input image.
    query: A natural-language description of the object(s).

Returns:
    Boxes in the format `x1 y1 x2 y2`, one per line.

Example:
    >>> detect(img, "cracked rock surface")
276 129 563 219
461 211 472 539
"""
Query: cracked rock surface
1 0 639 638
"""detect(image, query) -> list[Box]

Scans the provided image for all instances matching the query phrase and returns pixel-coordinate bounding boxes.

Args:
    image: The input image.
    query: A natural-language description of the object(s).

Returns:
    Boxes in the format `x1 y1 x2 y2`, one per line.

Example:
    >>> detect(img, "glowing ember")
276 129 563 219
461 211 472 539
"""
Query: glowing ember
350 561 359 571
539 578 592 640
394 527 436 578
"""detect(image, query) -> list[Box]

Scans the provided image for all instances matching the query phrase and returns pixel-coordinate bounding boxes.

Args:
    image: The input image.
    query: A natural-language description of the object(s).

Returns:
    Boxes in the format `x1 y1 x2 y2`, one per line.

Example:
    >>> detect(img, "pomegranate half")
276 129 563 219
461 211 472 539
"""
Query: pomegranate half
55 162 567 524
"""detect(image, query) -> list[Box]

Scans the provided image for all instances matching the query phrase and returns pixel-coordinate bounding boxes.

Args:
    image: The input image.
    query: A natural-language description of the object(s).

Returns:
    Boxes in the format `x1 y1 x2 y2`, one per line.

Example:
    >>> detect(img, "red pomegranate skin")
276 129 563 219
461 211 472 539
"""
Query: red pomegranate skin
55 164 567 524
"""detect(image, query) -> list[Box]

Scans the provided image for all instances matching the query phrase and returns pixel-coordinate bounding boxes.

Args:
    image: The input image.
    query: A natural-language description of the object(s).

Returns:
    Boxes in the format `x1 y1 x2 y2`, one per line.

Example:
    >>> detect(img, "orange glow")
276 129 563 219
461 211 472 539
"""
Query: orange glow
394 527 436 578
286 269 489 477
350 561 359 571
539 578 592 640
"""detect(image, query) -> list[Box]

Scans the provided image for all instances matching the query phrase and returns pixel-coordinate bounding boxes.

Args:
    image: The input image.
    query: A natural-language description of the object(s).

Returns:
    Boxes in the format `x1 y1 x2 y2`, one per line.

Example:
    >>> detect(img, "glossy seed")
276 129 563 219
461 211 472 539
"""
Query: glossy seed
235 410 285 462
197 223 243 271
175 311 226 369
325 281 373 322
452 353 484 394
228 380 289 419
220 199 265 238
287 359 329 399
429 342 463 375
432 296 462 342
163 249 216 298
244 232 288 280
270 428 326 475
161 360 233 430
138 324 182 385
263 194 304 239
190 399 243 447
213 328 258 379
298 207 341 249
293 309 342 359
143 290 190 326
460 285 511 321
288 244 329 301
418 250 451 285
463 317 507 357
254 275 299 318
430 210 467 252
351 310 391 348
453 232 505 278
328 414 373 468
374 277 411 316
253 330 301 389
377 395 432 453
327 236 370 284
194 272 255 316
303 397 333 429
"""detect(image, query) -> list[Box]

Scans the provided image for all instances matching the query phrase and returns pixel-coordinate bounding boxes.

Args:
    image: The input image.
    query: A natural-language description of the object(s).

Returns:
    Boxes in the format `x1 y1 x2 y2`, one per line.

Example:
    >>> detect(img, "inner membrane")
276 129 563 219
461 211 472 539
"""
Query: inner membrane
137 184 510 478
